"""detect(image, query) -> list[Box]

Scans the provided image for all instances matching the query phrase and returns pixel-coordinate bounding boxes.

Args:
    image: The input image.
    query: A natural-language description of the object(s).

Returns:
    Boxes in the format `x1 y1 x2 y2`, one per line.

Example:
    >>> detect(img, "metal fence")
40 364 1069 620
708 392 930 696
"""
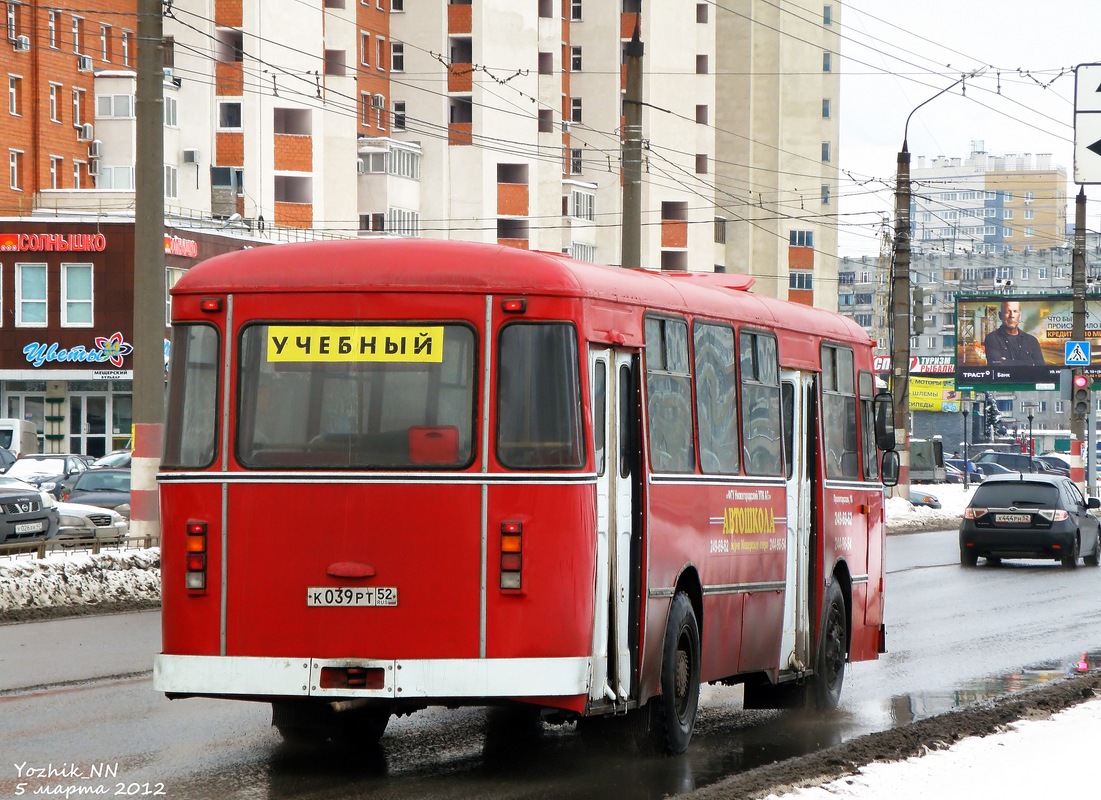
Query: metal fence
0 534 160 561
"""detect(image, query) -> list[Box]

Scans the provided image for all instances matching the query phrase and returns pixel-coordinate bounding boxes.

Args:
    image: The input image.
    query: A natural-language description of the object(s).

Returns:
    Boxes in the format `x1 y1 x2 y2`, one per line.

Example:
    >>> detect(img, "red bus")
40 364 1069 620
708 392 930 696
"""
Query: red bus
154 239 898 754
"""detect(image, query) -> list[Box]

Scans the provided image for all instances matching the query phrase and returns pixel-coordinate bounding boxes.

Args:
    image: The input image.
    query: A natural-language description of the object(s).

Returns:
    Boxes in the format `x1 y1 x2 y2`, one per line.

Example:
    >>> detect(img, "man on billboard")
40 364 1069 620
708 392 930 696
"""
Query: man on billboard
982 300 1045 366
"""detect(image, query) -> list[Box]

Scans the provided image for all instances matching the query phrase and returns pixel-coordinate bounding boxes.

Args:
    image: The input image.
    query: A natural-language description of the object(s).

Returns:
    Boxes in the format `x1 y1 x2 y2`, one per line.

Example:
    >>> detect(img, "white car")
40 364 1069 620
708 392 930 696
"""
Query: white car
54 501 129 544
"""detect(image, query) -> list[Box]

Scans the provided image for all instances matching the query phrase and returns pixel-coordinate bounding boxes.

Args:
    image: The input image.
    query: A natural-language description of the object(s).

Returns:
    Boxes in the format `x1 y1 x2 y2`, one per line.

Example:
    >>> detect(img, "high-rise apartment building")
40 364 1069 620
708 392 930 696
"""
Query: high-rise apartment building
3 1 841 303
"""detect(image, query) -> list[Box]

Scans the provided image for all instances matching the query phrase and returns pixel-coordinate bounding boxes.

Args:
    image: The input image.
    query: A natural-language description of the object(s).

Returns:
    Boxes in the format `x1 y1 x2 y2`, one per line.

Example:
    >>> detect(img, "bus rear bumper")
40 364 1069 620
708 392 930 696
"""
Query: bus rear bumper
154 654 592 699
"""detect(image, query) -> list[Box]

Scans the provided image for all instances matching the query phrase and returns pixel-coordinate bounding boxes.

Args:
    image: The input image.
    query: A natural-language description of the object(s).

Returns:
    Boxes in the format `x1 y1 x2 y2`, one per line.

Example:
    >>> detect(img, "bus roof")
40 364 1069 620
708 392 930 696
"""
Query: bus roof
174 238 870 347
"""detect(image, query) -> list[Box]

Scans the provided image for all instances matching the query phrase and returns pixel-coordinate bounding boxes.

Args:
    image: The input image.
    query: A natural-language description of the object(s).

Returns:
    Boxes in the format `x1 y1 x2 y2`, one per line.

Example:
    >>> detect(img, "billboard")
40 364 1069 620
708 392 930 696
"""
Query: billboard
955 295 1101 388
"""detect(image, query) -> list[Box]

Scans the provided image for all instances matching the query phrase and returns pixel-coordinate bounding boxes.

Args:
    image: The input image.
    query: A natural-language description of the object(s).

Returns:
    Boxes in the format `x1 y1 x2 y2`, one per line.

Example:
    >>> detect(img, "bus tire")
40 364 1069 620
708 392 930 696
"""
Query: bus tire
652 592 701 754
810 580 847 711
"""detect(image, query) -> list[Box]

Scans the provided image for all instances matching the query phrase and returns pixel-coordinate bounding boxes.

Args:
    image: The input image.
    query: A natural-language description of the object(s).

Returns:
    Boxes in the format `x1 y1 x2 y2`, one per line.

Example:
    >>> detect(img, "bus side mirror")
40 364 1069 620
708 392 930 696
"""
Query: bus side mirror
873 392 896 452
881 450 900 487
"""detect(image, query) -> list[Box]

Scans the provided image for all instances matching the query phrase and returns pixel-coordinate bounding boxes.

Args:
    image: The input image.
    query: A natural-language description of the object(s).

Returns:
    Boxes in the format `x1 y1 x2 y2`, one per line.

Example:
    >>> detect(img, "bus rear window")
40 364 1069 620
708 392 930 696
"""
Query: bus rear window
163 324 220 469
496 323 583 469
236 323 476 469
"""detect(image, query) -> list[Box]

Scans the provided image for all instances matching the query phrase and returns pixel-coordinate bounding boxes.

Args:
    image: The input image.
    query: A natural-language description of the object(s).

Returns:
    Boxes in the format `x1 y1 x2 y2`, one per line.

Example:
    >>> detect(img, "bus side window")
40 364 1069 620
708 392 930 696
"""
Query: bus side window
409 425 460 465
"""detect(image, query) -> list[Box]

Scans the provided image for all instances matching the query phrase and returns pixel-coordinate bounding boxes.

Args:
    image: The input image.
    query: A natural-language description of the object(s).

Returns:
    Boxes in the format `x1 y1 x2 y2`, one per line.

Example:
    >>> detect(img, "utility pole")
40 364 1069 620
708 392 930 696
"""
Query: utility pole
620 20 643 270
1071 187 1089 480
891 143 912 497
132 0 166 540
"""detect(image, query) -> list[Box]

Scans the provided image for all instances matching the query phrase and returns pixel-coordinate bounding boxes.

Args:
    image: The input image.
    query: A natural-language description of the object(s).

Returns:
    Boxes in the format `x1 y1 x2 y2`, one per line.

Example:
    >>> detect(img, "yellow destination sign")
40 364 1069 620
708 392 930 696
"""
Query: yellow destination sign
267 326 444 363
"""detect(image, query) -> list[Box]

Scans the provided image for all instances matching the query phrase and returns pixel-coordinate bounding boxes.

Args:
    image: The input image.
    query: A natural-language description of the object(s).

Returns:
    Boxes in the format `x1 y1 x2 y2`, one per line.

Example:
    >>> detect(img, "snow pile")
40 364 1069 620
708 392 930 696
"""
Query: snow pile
0 549 160 612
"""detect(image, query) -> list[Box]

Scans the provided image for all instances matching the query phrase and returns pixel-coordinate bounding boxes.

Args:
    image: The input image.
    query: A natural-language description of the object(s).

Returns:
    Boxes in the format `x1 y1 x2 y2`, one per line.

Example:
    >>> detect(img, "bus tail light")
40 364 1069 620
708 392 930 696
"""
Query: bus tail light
500 521 522 590
185 521 207 592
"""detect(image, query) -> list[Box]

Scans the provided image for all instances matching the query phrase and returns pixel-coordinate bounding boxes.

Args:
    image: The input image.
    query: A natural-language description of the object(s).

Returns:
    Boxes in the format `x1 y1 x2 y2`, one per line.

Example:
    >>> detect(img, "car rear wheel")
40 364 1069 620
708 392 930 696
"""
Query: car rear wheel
960 548 978 568
1061 535 1081 569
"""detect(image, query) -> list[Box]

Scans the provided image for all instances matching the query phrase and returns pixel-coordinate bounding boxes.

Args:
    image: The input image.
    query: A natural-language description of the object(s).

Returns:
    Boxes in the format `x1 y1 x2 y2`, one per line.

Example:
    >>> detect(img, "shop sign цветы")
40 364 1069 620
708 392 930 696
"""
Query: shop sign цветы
23 332 135 368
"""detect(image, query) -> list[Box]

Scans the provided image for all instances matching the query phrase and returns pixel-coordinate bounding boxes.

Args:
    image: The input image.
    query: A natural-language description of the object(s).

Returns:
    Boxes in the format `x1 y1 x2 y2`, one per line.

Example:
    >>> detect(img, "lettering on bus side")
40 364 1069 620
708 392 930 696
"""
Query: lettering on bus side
266 325 445 363
830 492 856 552
708 488 786 554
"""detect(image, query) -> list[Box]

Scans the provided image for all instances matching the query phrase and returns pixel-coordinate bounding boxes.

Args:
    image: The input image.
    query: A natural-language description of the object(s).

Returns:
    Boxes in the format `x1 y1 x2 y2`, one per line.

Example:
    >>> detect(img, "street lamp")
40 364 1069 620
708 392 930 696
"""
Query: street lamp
960 399 971 489
892 66 988 498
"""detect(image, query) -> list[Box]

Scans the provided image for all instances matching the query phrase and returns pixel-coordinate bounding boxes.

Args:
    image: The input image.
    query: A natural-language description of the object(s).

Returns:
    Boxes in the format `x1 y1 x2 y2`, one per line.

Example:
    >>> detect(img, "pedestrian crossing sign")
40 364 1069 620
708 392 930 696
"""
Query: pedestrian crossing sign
1065 340 1091 366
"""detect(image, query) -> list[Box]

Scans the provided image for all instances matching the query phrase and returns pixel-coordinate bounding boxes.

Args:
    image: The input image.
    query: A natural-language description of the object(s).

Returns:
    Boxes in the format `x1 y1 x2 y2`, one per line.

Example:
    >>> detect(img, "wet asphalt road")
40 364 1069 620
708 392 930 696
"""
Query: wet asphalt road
2 527 1099 799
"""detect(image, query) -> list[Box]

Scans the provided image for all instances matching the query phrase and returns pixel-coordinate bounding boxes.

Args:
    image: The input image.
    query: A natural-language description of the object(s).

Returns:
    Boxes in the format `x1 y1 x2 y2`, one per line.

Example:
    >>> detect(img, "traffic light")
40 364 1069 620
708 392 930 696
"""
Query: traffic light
1072 371 1090 421
911 286 925 335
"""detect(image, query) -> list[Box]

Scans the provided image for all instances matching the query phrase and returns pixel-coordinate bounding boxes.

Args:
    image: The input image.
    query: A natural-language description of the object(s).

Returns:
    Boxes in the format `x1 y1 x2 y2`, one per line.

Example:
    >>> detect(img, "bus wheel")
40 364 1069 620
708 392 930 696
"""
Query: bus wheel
653 592 701 754
811 581 847 711
332 707 390 747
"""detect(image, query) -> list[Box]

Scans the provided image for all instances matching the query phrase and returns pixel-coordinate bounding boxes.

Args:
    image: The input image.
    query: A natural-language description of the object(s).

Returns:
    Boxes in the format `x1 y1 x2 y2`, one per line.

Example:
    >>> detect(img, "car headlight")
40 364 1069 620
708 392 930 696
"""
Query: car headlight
115 503 131 518
59 514 91 529
39 481 57 492
39 491 56 508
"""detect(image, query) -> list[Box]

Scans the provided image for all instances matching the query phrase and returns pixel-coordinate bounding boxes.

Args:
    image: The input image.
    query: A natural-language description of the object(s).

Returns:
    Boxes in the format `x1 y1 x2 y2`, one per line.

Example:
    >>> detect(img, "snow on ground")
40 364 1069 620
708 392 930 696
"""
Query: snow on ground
765 693 1101 800
0 485 975 613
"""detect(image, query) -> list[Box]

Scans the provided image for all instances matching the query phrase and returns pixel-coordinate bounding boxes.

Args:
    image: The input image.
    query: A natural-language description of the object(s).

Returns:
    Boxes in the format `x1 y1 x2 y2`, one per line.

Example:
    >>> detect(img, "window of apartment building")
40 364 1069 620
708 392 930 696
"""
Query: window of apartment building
822 98 831 118
538 52 552 75
571 97 582 123
392 0 404 11
8 149 21 189
97 165 134 190
49 83 61 122
324 0 345 7
821 142 831 162
1025 227 1034 238
72 87 84 126
697 4 708 23
96 94 134 118
1025 208 1035 219
6 1 17 40
62 263 93 326
391 42 404 72
121 31 130 66
696 104 708 124
1003 208 1014 219
695 55 708 74
72 16 84 55
100 24 111 61
387 208 419 237
571 46 582 71
695 154 708 174
821 184 830 205
1024 191 1034 204
571 243 596 262
49 155 62 188
212 166 244 195
360 32 370 66
822 51 832 72
325 50 347 76
823 4 832 24
373 94 386 129
360 93 372 126
16 263 46 326
164 164 178 199
376 37 386 70
217 100 242 129
48 10 57 48
570 148 583 174
215 29 243 62
164 94 177 127
790 271 813 290
393 100 406 131
855 313 872 327
8 75 21 116
538 108 552 133
570 0 582 21
570 189 595 221
839 271 854 284
1003 227 1013 238
790 229 814 248
714 217 726 244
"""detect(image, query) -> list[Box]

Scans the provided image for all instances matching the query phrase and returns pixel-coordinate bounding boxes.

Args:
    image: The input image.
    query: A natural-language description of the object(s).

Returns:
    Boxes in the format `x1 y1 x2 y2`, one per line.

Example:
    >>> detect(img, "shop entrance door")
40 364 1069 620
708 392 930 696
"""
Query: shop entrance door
69 394 109 457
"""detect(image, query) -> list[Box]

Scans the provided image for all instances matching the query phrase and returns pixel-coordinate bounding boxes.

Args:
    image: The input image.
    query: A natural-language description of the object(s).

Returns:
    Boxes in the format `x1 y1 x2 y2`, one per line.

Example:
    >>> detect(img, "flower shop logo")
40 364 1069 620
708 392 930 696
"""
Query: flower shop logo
23 332 135 368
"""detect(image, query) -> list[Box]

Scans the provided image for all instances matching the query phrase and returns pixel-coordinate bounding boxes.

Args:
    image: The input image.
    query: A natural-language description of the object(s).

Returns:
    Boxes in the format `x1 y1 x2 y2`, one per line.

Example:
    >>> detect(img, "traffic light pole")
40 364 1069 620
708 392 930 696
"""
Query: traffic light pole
1071 188 1089 491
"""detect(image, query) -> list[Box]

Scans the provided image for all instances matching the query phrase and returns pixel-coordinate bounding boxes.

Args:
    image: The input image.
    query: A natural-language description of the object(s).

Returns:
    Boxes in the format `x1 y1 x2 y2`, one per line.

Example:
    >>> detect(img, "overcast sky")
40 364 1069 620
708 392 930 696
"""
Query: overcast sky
838 0 1101 256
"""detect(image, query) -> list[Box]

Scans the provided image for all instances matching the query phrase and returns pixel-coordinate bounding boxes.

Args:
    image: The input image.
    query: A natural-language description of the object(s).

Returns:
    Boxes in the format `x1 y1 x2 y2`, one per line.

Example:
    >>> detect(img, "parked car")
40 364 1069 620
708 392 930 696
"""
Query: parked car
944 463 964 484
974 461 1016 479
910 489 942 509
959 473 1101 568
945 458 983 483
92 449 132 469
6 454 93 498
1035 454 1071 476
60 468 131 518
974 450 1063 475
54 501 129 545
0 446 15 473
0 476 60 545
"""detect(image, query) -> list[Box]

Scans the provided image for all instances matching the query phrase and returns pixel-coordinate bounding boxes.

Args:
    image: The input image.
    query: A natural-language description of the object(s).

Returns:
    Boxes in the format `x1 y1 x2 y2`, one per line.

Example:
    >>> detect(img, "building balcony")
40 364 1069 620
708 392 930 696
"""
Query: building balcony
448 3 472 34
274 201 313 229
